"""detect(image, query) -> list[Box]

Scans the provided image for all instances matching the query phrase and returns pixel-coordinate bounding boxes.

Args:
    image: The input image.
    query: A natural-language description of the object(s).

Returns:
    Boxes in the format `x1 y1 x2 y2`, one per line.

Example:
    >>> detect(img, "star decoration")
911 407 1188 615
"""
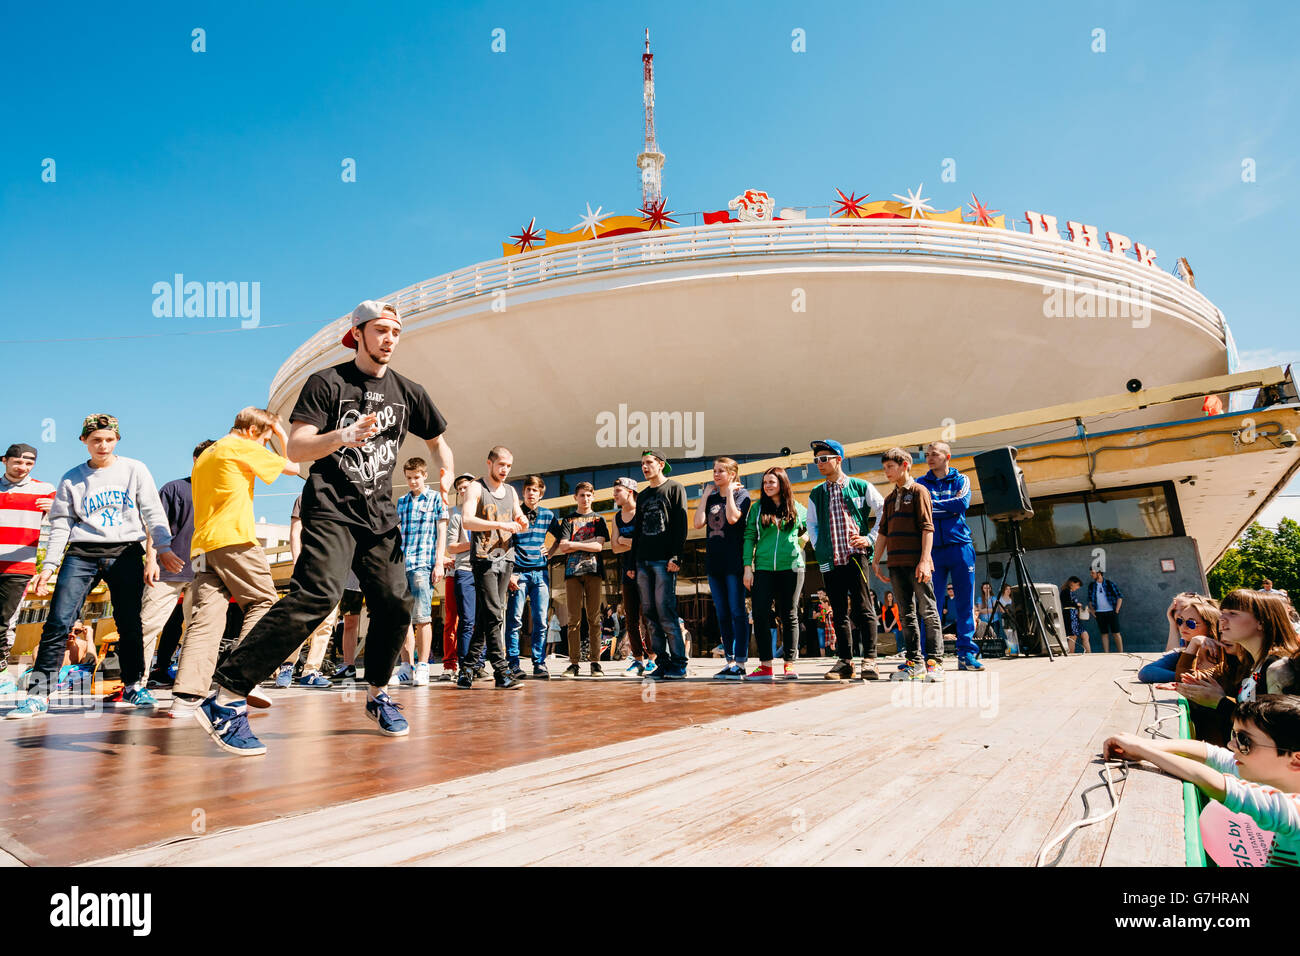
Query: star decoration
509 217 544 252
832 188 870 218
639 198 678 230
572 202 614 238
891 183 937 219
966 193 1000 227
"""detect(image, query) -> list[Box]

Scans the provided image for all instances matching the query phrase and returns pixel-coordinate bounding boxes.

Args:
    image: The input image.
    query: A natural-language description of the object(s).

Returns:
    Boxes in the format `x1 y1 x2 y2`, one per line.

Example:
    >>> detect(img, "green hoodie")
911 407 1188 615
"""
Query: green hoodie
743 500 808 572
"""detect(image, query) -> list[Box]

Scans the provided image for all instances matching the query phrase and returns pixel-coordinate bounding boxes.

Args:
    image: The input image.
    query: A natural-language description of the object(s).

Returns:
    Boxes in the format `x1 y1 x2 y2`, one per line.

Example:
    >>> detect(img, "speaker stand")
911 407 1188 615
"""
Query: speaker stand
990 519 1068 660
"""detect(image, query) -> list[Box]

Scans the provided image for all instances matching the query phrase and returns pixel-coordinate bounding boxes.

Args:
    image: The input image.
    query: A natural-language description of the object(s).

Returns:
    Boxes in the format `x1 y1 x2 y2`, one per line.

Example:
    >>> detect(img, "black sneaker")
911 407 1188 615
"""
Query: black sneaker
590 663 604 677
456 668 474 690
533 665 550 680
564 663 580 677
332 663 358 682
146 671 174 690
473 665 489 680
509 665 527 681
495 672 524 690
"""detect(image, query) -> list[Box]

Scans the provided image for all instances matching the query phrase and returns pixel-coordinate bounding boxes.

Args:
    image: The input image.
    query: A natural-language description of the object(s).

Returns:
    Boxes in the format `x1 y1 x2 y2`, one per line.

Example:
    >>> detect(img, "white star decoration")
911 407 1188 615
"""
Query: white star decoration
892 183 936 219
572 202 614 238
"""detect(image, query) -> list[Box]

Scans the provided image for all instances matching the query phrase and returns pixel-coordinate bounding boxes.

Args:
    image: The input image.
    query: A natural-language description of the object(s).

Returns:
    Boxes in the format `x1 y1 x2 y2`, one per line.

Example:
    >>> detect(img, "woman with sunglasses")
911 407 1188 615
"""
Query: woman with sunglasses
742 467 807 680
1177 589 1300 744
1137 592 1213 683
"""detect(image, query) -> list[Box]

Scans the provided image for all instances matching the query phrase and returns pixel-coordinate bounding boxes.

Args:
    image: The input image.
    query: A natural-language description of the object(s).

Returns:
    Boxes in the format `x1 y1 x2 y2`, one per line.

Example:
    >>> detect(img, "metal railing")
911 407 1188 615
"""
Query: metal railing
269 218 1228 400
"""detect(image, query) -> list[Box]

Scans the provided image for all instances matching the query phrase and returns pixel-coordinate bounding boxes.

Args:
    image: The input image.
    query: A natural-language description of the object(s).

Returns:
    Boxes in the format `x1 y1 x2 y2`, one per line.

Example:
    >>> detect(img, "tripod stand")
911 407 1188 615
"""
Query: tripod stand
990 519 1068 660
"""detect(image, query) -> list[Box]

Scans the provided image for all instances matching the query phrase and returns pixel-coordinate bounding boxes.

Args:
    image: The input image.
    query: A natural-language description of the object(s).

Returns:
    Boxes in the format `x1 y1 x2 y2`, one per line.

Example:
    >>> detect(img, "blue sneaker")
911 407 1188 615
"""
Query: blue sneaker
365 692 409 737
662 666 688 681
642 658 658 676
121 684 158 709
6 696 49 719
274 664 294 688
714 664 744 681
958 652 985 671
195 695 267 756
297 671 332 688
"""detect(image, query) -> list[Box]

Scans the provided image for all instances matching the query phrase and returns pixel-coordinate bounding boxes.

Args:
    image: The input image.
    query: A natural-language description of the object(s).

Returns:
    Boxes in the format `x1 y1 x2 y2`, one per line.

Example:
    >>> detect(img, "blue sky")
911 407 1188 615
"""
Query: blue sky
2 0 1297 525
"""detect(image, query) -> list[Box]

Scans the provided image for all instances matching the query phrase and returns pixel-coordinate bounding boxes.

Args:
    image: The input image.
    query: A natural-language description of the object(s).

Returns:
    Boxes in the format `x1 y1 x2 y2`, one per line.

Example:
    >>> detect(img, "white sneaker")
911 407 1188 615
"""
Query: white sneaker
391 662 414 686
414 662 430 686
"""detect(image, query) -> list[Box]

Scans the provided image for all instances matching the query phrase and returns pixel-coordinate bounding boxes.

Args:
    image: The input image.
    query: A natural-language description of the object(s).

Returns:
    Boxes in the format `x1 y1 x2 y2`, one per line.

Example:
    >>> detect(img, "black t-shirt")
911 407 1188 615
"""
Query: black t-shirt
704 486 751 577
291 361 447 533
560 512 610 578
633 479 687 564
614 508 636 575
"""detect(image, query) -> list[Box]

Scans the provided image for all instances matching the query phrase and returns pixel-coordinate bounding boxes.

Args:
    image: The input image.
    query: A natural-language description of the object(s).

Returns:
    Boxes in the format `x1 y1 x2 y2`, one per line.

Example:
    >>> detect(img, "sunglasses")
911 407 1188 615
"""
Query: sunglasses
813 455 839 464
1175 617 1202 629
1229 728 1288 756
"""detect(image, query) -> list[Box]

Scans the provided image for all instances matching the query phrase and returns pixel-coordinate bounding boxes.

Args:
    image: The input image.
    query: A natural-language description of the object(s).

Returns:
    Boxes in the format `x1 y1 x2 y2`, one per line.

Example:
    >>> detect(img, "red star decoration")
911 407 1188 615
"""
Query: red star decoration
638 198 678 230
509 217 544 251
966 194 1000 227
832 188 870 218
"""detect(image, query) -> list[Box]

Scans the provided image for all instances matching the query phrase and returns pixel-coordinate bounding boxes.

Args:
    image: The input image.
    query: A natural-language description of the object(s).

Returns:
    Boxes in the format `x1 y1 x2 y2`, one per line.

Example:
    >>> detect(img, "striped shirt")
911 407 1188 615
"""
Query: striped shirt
880 481 934 569
0 474 56 576
514 505 560 570
396 489 447 572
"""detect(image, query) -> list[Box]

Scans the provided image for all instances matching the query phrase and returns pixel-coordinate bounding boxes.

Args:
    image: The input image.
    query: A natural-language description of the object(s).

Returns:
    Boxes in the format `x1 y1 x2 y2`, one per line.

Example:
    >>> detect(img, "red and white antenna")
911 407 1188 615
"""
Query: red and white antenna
637 28 665 207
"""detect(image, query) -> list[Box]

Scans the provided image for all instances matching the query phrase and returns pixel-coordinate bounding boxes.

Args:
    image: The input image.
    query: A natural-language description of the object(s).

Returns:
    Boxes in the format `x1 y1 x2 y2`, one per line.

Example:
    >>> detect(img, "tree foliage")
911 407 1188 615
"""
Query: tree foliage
1208 518 1300 598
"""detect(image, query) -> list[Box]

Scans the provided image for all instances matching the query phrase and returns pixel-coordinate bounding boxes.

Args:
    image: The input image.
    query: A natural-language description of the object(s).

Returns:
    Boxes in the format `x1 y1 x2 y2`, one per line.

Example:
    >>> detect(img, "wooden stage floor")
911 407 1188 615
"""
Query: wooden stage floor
0 653 1186 867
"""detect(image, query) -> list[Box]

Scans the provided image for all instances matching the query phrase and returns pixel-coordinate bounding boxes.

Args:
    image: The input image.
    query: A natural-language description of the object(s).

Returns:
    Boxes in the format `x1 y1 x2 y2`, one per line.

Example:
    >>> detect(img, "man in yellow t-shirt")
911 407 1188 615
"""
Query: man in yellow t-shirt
172 408 299 706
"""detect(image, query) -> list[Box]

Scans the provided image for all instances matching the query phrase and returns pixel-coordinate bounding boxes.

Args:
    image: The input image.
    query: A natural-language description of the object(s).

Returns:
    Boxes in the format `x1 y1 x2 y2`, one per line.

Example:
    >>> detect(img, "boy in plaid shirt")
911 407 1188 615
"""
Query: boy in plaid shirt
396 457 448 686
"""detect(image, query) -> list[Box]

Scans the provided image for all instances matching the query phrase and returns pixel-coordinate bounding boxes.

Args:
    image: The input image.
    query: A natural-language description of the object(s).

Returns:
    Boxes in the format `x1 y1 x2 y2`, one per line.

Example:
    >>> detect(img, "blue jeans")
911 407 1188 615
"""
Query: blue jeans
637 560 687 670
929 542 977 657
506 567 551 668
1138 650 1181 684
30 544 146 697
708 571 750 663
451 568 478 665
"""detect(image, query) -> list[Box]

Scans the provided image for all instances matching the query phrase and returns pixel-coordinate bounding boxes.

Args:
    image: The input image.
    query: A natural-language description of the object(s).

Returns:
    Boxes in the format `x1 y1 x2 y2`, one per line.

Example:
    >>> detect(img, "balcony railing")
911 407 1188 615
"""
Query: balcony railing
270 218 1228 400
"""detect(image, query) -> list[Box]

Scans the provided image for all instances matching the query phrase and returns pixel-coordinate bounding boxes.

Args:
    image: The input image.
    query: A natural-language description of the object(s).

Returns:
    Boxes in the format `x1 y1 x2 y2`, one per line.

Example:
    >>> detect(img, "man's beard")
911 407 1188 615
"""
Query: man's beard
365 346 391 366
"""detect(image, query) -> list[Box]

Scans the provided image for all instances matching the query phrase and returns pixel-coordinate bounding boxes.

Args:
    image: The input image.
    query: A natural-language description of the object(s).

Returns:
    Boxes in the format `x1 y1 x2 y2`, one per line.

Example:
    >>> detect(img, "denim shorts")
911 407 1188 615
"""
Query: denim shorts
406 569 433 623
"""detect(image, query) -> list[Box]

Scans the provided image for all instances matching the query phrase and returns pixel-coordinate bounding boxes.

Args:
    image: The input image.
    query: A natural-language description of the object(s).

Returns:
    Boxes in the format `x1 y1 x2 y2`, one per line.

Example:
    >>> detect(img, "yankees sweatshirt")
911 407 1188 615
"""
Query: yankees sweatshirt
43 457 173 571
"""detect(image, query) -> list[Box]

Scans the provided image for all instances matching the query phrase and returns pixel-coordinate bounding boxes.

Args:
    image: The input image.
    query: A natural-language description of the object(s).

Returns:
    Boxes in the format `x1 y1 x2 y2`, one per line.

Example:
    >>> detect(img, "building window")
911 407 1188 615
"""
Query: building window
971 484 1176 554
1086 486 1173 542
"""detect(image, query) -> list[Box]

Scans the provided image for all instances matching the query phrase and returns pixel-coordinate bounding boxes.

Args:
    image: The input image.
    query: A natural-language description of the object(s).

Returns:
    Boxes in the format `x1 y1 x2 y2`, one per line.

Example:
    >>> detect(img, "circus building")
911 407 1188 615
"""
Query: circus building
265 33 1300 652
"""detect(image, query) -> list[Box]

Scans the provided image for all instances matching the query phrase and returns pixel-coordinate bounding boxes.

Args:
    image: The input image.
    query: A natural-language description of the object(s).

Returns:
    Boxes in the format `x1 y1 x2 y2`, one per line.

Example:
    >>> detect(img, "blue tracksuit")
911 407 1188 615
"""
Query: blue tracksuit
917 467 978 657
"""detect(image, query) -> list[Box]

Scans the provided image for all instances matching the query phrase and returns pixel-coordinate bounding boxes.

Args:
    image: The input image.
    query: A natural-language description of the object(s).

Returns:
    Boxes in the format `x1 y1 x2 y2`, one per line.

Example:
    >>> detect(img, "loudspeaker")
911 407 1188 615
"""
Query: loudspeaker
974 446 1034 522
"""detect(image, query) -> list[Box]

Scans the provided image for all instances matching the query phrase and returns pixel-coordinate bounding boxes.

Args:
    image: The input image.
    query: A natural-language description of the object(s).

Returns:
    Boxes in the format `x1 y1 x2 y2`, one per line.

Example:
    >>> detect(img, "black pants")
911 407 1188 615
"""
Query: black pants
32 545 146 696
752 568 804 662
823 555 878 661
465 558 513 676
215 519 412 695
149 600 186 676
0 572 30 656
889 565 943 662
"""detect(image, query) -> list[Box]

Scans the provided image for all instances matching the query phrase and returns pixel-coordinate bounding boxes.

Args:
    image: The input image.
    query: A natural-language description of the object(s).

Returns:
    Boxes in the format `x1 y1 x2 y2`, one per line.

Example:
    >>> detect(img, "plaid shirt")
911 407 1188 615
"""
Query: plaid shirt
826 474 867 566
396 489 447 572
1088 578 1123 611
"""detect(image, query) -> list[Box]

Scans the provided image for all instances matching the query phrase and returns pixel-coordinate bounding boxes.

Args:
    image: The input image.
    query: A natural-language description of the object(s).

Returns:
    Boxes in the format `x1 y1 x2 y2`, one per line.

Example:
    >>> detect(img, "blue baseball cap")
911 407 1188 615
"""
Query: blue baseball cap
810 439 845 458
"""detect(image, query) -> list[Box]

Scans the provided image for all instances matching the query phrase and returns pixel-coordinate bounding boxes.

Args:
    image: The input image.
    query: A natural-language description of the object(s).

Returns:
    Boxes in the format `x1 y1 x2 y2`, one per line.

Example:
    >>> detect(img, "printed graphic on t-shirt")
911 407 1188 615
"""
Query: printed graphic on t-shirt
336 394 407 497
641 498 667 537
473 493 514 561
82 486 135 529
564 514 606 578
706 500 728 539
